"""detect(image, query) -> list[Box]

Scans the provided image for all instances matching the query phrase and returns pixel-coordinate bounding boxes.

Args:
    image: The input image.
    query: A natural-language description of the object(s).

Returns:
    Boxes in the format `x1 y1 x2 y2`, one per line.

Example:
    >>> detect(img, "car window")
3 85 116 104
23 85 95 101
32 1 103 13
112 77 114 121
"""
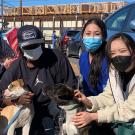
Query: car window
106 6 130 31
124 5 135 32
74 32 81 39
67 31 80 37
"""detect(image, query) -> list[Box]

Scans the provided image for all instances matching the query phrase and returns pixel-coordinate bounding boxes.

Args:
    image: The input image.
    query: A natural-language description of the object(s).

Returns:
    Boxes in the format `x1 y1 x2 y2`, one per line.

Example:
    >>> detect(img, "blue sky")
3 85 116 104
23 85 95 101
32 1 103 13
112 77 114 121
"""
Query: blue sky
4 0 134 7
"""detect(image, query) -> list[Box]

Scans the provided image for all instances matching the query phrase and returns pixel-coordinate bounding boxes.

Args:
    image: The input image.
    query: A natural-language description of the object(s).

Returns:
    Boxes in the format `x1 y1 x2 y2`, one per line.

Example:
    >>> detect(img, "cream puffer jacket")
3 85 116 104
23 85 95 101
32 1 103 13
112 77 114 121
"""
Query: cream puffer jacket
88 67 135 123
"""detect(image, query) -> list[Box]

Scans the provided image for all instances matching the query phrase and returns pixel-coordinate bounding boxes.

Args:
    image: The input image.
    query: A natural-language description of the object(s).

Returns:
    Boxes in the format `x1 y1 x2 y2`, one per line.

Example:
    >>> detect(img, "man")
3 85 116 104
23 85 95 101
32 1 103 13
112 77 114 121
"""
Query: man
52 30 57 48
0 25 77 135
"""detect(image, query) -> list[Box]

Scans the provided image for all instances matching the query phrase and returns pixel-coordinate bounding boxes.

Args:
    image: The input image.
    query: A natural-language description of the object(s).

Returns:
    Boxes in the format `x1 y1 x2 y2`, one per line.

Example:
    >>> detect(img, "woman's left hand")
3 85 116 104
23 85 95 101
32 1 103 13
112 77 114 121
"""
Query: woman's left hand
72 112 98 128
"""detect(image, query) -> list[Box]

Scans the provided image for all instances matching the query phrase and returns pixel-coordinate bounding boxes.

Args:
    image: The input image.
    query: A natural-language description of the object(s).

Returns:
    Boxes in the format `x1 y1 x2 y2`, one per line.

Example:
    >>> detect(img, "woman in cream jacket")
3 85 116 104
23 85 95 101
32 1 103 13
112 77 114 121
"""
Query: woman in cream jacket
72 33 135 128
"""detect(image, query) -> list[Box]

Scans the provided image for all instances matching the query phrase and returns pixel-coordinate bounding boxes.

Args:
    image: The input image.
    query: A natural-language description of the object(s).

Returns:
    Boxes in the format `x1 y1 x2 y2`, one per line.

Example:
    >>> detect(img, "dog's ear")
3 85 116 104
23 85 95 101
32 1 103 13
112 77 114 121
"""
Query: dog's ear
54 83 73 92
18 79 24 87
43 85 54 96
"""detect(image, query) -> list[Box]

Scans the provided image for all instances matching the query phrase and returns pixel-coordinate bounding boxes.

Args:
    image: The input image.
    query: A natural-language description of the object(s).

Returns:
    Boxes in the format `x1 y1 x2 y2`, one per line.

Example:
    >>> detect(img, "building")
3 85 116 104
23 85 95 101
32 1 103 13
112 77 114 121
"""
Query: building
1 1 127 39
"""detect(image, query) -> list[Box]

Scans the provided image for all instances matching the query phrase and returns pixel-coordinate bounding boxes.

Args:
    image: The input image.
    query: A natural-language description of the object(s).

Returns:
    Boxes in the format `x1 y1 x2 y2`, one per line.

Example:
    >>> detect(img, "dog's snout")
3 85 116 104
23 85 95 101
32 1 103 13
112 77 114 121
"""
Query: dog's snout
3 89 11 97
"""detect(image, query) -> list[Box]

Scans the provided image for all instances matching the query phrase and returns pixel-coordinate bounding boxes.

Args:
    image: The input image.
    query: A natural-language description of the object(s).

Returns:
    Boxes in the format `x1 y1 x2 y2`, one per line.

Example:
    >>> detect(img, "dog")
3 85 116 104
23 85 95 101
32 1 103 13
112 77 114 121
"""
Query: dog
0 79 34 135
43 83 89 135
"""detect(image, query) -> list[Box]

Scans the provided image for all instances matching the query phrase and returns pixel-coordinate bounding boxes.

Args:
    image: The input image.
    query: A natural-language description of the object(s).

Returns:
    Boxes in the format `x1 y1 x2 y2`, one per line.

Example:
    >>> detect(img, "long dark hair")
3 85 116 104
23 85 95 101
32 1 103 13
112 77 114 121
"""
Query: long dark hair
82 17 107 89
106 33 135 66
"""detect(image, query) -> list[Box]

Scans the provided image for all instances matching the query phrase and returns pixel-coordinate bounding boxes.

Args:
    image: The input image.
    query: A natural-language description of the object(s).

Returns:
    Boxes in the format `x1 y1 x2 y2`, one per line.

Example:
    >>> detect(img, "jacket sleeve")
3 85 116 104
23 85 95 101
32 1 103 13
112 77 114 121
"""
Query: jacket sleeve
97 84 135 123
0 60 19 97
87 80 115 112
56 52 78 90
0 64 6 79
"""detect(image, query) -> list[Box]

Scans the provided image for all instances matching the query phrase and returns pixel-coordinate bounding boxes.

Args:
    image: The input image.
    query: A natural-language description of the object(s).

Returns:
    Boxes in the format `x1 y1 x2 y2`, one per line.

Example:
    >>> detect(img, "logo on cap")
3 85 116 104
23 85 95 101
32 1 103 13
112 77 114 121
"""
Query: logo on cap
22 29 37 40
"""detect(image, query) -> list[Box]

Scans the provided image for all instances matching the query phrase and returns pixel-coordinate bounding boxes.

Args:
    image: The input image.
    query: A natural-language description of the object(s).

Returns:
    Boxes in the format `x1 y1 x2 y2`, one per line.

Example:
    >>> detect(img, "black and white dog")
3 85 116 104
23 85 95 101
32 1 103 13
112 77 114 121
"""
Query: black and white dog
43 83 89 135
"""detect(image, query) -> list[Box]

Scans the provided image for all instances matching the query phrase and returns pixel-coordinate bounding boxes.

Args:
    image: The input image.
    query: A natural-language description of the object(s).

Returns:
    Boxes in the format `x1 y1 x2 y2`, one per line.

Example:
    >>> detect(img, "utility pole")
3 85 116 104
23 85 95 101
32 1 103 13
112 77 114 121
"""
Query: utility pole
20 0 23 26
1 0 4 29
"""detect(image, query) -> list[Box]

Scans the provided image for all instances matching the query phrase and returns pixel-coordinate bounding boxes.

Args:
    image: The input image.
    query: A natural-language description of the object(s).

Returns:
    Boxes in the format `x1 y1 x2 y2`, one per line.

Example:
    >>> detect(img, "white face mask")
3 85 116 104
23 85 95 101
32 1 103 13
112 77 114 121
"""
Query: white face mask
22 46 43 61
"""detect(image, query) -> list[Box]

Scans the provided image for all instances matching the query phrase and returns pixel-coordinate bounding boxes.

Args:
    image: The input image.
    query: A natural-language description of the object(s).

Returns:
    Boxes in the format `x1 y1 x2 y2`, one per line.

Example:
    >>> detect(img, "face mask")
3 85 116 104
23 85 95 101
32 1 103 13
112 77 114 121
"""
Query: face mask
111 56 132 72
83 37 102 52
22 45 43 61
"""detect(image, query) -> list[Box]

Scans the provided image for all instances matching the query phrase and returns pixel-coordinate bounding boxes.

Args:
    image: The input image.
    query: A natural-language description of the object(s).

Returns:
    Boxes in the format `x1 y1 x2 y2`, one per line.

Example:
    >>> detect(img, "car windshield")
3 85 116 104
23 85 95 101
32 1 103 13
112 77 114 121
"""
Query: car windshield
67 31 80 37
72 31 82 40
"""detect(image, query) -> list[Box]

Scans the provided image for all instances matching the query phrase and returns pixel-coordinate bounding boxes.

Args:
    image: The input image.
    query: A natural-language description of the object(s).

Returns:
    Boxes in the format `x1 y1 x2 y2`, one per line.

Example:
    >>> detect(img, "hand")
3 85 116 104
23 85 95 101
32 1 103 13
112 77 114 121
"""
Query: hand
17 92 34 105
74 90 92 107
72 112 98 128
3 58 14 69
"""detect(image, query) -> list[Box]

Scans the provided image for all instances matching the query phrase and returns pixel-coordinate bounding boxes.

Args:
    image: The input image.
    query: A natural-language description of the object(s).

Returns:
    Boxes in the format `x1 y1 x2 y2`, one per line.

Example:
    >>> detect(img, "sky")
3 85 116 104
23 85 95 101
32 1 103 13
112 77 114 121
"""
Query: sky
3 0 135 7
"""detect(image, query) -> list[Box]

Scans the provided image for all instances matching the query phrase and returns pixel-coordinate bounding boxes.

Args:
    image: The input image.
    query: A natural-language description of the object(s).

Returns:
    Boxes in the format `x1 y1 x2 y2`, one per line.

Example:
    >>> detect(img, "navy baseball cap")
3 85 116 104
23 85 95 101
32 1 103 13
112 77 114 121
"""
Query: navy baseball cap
17 25 45 48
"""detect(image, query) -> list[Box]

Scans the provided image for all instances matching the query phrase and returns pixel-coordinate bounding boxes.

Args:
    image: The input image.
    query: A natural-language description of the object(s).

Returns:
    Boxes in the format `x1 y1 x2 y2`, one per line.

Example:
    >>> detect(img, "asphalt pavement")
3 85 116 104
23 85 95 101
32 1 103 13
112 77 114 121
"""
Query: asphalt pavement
68 57 80 77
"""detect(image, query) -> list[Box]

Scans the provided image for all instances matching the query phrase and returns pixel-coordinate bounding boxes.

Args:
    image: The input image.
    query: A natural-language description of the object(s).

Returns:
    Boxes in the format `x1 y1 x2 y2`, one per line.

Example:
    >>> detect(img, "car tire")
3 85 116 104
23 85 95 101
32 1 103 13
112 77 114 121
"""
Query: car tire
78 47 82 58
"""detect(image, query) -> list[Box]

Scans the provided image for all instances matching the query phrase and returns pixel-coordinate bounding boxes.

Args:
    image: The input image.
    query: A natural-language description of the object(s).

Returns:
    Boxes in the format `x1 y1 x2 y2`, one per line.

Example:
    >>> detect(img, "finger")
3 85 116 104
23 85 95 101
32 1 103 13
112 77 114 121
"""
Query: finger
77 123 86 128
73 121 84 126
28 93 34 98
26 92 34 96
27 92 34 95
24 98 32 102
22 102 30 105
74 91 80 95
74 94 81 99
72 116 82 122
76 112 84 116
74 90 79 93
25 101 32 104
22 100 32 105
23 94 33 99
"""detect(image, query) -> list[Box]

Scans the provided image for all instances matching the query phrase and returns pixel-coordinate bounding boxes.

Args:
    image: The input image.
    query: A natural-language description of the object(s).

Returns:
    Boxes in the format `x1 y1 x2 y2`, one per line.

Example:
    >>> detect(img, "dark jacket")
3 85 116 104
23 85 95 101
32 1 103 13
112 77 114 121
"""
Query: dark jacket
0 64 6 79
0 48 77 111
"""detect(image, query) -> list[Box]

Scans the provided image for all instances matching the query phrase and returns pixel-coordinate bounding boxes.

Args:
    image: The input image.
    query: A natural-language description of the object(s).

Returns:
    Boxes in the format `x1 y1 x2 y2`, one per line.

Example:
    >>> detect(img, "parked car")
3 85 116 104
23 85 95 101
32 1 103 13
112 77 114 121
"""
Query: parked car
105 2 135 40
67 31 84 58
58 29 81 54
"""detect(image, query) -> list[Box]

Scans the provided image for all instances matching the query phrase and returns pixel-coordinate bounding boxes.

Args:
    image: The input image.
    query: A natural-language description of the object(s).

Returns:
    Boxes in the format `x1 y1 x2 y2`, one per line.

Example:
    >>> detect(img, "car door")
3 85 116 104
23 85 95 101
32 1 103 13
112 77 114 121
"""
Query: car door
105 4 133 40
122 4 135 40
71 32 82 55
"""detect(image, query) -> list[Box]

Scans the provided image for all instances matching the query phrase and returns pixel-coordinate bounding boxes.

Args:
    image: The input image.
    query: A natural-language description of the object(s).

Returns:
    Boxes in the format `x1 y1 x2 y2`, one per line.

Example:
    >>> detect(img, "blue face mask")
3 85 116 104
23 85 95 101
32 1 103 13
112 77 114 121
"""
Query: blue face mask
83 37 103 52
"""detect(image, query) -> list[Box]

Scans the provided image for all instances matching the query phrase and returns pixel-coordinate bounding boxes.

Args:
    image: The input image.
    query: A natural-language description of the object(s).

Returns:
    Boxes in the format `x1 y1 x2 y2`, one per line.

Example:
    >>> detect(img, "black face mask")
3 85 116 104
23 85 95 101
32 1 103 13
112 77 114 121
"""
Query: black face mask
111 56 132 72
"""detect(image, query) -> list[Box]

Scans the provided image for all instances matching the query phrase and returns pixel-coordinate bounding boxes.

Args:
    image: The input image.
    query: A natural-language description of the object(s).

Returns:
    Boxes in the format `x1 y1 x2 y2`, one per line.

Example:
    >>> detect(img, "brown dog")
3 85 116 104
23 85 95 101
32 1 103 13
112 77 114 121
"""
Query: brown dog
43 83 88 135
0 79 34 135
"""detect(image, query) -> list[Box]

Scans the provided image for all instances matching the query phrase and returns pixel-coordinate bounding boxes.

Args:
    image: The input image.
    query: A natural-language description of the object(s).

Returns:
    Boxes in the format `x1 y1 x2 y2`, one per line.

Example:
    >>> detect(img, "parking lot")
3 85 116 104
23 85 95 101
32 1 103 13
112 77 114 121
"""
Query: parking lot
68 57 80 77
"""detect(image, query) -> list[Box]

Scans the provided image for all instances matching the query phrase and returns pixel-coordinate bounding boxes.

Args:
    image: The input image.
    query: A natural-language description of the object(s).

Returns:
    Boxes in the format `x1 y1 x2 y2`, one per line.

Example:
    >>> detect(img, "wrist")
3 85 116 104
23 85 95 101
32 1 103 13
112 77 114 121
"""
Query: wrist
85 98 92 108
91 113 98 122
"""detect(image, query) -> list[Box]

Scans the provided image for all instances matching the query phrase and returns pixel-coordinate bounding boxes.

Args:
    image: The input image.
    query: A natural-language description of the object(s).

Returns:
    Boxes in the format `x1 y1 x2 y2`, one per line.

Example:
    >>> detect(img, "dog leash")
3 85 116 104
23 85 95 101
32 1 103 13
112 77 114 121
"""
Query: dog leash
3 106 23 135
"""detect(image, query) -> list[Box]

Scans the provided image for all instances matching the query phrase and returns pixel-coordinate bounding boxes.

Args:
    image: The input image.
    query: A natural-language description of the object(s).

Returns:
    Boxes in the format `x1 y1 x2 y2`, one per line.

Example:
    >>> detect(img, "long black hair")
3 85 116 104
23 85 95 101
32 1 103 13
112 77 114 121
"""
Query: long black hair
106 33 135 66
82 17 107 89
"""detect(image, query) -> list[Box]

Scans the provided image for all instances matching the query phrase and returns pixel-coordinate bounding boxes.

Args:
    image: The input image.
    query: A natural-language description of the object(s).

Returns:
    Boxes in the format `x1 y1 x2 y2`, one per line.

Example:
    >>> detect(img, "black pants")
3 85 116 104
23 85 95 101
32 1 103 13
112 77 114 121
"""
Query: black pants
15 115 54 135
88 122 116 135
16 101 61 135
30 101 61 135
29 115 54 135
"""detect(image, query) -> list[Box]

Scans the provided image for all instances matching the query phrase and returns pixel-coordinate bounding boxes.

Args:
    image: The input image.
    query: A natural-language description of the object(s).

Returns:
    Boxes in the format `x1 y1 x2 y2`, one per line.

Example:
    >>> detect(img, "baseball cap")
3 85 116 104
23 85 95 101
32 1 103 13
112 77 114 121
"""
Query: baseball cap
17 25 45 48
